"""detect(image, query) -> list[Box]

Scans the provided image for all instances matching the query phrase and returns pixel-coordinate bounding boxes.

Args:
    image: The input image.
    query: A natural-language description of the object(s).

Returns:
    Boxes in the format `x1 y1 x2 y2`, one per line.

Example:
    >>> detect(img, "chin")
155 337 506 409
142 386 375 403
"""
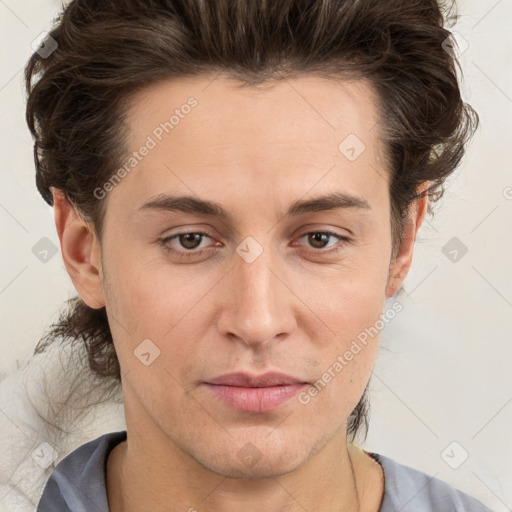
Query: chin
190 439 310 480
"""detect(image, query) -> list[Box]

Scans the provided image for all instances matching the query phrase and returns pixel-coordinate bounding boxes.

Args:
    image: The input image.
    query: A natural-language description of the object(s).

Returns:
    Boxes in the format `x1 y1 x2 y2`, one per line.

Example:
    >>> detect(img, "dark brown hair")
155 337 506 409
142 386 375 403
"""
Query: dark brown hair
25 0 479 442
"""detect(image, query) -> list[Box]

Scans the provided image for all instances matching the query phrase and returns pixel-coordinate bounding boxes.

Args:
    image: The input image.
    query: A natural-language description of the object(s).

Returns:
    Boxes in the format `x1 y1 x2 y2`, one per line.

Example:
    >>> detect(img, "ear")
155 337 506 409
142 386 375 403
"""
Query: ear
52 188 106 309
385 182 429 298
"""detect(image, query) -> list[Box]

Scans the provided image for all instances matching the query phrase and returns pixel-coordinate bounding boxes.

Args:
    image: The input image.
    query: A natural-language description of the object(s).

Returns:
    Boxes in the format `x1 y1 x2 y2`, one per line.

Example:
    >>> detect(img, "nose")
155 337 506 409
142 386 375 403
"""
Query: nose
216 243 297 348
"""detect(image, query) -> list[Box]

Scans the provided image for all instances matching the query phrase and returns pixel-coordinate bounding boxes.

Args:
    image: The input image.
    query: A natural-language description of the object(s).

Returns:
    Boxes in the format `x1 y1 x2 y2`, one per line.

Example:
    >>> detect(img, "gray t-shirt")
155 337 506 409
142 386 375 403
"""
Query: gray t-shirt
36 430 494 512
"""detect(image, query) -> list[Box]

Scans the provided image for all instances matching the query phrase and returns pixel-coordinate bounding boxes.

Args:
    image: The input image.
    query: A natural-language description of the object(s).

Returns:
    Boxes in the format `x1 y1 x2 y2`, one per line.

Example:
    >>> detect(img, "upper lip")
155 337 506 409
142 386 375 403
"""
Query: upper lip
206 372 308 388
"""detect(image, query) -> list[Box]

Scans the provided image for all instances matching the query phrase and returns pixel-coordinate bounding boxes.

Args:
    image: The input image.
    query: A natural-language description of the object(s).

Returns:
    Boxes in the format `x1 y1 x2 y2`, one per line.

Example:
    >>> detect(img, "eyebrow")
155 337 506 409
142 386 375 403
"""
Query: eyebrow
137 191 371 221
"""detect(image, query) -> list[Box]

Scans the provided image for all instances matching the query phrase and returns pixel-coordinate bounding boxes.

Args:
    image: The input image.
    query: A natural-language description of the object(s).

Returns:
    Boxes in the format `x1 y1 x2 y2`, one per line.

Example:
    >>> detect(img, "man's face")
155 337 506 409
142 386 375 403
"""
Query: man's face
98 75 395 477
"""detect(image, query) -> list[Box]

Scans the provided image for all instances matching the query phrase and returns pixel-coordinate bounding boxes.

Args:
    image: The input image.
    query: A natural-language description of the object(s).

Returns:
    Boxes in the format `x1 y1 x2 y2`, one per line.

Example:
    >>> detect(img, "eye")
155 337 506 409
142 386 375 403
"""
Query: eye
158 229 351 261
295 230 351 255
159 231 217 259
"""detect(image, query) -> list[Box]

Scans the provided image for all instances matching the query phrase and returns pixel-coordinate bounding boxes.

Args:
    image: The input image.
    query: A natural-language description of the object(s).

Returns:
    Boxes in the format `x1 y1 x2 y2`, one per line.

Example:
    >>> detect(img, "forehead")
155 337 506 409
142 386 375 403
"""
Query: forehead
112 74 388 214
125 73 382 150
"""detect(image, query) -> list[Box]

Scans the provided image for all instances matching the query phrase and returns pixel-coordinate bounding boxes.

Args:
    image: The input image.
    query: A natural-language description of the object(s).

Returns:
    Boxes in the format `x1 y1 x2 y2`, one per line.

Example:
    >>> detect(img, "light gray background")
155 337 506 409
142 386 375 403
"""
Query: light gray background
0 0 511 510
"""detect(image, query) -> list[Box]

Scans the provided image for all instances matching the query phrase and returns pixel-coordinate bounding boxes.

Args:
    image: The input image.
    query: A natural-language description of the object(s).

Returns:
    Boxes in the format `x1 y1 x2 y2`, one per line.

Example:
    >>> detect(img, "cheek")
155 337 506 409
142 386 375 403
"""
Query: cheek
103 251 222 388
299 252 390 343
297 252 389 404
299 286 382 419
104 245 207 336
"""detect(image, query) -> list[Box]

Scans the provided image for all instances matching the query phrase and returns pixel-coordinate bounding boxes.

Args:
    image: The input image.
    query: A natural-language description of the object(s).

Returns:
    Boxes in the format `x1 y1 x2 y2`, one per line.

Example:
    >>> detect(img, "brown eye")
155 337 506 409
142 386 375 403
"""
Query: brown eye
307 232 332 249
294 230 352 257
159 231 215 258
177 233 205 250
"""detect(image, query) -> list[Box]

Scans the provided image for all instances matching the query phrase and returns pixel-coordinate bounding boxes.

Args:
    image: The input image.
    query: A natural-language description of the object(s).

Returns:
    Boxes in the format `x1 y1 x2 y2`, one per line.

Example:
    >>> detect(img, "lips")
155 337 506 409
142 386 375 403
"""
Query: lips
206 371 308 388
203 371 309 413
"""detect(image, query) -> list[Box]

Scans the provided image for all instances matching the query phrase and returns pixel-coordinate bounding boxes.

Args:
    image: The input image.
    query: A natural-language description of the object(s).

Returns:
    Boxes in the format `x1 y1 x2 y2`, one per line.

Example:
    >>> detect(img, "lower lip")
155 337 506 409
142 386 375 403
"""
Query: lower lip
203 383 307 413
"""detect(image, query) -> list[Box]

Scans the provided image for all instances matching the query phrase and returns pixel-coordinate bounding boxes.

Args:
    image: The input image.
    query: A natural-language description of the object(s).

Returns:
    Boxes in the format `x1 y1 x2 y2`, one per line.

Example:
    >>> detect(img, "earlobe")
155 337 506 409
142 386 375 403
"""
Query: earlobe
52 189 106 309
385 183 429 298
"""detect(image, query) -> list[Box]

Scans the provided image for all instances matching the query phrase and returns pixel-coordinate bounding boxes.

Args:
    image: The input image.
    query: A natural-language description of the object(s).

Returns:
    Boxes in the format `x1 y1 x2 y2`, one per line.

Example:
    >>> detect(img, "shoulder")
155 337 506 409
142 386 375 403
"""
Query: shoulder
370 452 495 512
36 430 127 512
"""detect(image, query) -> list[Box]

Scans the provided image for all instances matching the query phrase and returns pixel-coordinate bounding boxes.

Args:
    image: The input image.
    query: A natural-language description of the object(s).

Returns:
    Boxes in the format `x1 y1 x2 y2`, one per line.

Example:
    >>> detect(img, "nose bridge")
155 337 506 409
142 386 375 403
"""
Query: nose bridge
218 235 295 346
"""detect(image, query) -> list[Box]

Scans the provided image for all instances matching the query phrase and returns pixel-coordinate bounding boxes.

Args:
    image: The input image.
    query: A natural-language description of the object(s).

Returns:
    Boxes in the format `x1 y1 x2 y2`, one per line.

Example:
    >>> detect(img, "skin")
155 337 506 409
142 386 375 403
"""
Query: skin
53 74 428 512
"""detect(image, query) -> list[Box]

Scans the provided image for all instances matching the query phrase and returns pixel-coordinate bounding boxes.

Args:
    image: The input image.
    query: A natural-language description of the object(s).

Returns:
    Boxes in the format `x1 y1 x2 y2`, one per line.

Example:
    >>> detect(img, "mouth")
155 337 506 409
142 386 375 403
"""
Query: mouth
203 371 309 413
